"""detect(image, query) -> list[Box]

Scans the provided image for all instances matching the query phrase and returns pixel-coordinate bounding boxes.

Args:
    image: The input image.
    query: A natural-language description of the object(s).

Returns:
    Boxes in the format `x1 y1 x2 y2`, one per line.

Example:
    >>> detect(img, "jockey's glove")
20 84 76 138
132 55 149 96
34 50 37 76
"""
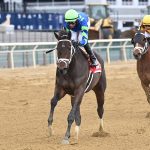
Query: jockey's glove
72 40 80 48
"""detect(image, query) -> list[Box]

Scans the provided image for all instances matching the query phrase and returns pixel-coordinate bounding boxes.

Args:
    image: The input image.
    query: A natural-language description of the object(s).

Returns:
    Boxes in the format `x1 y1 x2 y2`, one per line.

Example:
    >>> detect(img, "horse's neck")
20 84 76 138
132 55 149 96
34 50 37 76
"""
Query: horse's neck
143 47 150 59
137 48 150 80
69 48 89 74
74 48 88 63
138 47 150 64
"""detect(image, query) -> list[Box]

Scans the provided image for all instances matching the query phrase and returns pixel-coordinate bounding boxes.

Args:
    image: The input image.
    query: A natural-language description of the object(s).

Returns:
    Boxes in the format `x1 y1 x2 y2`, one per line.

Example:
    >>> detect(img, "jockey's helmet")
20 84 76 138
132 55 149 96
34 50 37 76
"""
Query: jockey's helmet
141 15 150 33
142 15 150 25
65 9 78 23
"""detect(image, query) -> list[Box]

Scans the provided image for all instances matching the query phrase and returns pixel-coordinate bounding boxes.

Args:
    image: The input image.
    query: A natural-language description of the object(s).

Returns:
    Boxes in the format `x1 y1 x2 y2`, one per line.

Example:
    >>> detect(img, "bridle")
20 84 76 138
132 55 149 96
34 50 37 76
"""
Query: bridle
56 39 76 67
133 32 149 55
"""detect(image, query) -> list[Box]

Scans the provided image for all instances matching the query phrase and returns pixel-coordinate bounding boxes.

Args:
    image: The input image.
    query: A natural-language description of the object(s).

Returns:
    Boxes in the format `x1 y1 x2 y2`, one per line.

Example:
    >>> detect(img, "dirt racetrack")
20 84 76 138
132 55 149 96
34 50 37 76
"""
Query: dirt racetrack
0 61 150 150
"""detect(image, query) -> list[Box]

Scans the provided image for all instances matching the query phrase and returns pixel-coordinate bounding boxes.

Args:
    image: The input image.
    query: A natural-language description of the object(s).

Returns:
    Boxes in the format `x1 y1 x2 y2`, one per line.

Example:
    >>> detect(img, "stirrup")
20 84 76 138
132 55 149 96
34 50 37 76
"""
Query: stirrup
90 62 98 67
90 59 98 67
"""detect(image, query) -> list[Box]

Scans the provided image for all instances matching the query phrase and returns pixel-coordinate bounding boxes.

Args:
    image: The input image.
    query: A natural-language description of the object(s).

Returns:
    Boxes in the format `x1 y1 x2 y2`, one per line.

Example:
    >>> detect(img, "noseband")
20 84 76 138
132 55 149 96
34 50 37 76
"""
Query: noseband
56 39 76 67
133 33 149 55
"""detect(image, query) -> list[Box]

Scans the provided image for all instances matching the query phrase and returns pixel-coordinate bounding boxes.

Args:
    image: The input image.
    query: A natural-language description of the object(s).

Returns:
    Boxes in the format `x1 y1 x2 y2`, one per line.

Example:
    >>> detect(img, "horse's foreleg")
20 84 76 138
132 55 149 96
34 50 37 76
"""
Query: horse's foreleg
71 97 81 143
48 88 65 136
62 90 84 144
141 82 150 118
141 82 150 104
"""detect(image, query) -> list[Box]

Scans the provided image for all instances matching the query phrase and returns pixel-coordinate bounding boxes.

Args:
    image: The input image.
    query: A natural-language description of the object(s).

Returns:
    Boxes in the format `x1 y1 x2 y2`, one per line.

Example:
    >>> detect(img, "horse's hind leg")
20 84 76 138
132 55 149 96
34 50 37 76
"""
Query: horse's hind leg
48 88 65 136
92 82 109 137
94 87 104 132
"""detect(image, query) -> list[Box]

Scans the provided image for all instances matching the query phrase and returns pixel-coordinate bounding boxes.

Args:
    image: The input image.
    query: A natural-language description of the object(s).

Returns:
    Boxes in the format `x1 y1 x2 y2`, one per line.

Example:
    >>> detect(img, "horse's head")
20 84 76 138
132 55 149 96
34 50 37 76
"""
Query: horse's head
54 30 75 73
131 31 149 60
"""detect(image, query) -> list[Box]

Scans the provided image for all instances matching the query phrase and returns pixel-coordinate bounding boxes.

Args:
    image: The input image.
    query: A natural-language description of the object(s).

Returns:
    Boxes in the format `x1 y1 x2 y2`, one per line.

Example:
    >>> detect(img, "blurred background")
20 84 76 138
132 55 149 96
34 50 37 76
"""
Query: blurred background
0 0 149 68
0 0 149 42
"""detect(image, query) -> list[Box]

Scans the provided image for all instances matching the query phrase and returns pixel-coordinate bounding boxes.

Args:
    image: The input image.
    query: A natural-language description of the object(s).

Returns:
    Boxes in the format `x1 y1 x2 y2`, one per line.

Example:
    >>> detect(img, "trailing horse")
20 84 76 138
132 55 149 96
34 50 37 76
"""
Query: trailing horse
47 30 107 144
131 31 150 116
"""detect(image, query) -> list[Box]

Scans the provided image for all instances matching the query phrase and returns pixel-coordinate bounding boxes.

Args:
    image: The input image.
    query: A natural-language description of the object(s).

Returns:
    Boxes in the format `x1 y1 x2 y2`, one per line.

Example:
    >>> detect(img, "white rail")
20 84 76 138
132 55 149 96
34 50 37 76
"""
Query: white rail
0 39 133 69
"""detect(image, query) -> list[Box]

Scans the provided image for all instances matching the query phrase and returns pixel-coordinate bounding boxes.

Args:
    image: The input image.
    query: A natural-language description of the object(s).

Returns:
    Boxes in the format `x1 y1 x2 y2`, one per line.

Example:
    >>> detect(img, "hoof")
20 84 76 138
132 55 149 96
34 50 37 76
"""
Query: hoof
146 112 150 118
61 139 70 145
92 131 110 137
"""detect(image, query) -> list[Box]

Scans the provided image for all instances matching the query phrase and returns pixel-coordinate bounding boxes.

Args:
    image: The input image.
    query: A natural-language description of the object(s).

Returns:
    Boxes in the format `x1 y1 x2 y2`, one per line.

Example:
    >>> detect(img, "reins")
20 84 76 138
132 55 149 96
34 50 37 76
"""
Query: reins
56 39 76 65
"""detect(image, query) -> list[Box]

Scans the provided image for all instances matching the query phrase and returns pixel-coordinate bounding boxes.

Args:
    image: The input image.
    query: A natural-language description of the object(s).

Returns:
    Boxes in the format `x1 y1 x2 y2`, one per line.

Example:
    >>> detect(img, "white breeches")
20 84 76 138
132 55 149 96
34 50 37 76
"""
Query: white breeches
145 32 150 38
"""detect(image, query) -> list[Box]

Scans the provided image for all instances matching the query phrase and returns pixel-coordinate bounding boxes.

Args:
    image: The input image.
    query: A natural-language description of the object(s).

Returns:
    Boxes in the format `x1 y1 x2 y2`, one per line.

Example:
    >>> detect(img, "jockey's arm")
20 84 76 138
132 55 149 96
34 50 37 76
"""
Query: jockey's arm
79 20 89 46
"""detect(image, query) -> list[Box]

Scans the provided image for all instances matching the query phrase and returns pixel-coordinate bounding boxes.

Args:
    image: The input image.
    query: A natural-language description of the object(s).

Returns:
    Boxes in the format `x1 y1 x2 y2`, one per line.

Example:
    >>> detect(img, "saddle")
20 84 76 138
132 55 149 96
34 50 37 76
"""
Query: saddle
78 47 101 93
79 46 101 73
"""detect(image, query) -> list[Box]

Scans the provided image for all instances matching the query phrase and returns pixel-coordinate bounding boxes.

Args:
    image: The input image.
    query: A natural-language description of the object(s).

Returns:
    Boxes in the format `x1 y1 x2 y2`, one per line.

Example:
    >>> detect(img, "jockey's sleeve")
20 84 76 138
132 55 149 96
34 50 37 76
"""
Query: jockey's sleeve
80 20 89 46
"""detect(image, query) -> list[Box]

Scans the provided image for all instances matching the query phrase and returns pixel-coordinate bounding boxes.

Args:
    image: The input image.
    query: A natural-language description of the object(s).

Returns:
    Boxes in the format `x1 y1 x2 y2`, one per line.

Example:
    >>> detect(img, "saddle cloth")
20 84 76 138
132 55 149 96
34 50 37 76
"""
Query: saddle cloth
89 60 101 73
79 46 101 73
84 61 102 93
79 46 102 92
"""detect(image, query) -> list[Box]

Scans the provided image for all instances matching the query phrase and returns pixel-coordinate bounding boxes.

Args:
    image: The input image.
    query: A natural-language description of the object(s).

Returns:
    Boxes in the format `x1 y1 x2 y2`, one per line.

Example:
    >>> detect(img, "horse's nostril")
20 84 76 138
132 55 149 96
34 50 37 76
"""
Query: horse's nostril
57 61 68 70
59 68 68 75
133 53 141 60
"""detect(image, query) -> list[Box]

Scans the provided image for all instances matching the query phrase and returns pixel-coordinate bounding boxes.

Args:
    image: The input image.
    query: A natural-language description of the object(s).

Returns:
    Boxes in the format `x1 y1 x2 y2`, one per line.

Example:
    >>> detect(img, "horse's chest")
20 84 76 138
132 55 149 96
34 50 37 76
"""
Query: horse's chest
137 62 150 84
58 78 75 92
62 80 74 89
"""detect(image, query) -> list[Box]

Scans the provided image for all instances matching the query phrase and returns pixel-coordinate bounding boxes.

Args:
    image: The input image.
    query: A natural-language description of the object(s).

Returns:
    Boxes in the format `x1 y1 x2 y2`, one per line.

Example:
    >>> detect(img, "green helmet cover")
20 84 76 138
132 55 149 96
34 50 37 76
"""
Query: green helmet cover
65 9 78 22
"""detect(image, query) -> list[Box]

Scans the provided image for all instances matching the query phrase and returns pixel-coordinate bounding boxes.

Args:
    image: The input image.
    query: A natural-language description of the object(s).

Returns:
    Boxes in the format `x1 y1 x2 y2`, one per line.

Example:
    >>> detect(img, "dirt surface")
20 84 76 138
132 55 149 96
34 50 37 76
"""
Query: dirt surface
0 61 150 150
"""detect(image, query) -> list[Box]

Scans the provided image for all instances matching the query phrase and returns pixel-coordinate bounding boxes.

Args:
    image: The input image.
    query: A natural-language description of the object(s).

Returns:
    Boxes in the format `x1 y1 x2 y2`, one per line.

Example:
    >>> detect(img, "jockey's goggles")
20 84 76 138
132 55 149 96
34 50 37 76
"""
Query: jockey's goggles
143 25 150 28
68 22 76 25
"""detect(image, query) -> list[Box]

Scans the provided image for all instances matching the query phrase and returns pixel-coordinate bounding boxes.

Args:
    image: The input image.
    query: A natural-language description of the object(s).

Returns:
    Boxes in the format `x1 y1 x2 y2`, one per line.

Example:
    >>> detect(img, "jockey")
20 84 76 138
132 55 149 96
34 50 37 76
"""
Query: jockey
139 15 150 42
64 9 98 67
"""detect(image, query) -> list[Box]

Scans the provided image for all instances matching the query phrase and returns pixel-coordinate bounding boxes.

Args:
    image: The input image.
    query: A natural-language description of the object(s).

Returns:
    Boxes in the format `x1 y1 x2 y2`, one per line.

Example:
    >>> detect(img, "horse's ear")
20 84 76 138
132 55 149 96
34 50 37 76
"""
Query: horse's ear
54 32 60 40
131 38 134 44
68 31 71 40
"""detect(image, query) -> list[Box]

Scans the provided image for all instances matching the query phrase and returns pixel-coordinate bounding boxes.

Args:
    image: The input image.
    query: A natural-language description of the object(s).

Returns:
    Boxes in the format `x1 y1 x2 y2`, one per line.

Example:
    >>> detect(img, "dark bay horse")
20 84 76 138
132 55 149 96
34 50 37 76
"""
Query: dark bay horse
47 30 107 144
131 31 150 116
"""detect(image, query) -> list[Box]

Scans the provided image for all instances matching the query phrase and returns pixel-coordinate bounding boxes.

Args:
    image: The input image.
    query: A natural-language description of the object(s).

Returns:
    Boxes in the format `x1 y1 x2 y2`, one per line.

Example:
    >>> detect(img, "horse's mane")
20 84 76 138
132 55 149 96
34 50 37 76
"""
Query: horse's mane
58 29 90 59
134 30 145 40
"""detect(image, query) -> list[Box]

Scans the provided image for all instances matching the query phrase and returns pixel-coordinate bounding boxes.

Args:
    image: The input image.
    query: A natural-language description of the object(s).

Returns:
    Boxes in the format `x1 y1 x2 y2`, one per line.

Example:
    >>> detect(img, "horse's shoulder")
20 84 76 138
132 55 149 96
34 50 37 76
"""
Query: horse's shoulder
78 47 89 59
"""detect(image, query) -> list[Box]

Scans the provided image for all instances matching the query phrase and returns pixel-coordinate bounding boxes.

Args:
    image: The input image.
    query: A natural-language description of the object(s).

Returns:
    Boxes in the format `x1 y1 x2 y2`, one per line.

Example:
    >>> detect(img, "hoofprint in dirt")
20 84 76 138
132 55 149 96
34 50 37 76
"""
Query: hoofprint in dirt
0 61 150 150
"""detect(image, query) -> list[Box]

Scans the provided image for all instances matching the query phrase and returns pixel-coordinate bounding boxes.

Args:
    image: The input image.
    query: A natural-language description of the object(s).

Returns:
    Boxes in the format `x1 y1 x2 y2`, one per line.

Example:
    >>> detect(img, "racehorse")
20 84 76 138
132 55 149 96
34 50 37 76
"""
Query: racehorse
120 28 136 39
47 29 107 144
131 31 150 116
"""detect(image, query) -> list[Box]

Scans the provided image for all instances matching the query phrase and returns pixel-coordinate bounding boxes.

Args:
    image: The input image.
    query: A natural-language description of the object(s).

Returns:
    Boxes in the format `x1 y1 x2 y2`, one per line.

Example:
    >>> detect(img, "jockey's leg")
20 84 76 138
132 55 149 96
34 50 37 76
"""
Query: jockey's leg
84 43 98 67
77 25 97 67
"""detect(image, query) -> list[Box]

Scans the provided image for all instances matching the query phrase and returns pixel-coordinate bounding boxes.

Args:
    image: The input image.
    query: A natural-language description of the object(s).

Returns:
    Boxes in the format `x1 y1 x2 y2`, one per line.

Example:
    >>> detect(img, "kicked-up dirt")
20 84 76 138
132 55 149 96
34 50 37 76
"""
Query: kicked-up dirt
0 61 150 150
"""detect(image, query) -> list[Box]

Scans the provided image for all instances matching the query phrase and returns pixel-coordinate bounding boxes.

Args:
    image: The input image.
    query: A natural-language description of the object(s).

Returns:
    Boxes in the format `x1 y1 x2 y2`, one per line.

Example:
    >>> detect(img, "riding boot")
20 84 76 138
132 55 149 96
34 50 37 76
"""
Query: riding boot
84 43 98 67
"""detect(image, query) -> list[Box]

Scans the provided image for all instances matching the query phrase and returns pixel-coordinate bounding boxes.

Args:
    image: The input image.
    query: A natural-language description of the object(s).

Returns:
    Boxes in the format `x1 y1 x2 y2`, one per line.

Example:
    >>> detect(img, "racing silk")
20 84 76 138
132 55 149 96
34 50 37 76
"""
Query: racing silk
145 32 150 38
64 12 89 46
140 23 150 35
